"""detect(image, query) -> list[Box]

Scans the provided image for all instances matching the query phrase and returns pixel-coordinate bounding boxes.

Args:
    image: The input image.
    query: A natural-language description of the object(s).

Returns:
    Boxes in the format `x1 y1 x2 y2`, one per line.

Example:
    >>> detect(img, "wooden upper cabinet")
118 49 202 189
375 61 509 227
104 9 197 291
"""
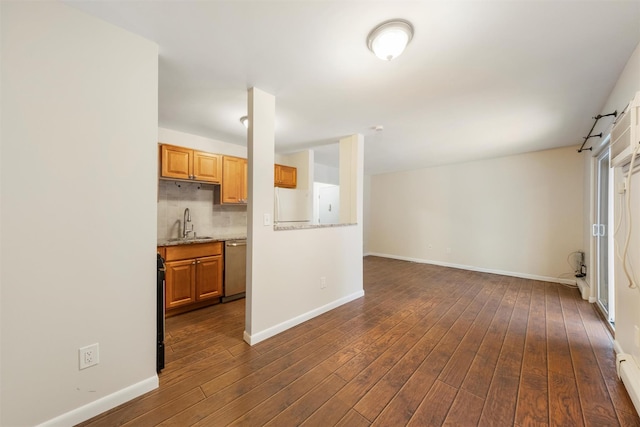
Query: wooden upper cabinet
275 164 297 188
193 151 222 183
222 156 247 204
160 144 221 183
161 145 192 180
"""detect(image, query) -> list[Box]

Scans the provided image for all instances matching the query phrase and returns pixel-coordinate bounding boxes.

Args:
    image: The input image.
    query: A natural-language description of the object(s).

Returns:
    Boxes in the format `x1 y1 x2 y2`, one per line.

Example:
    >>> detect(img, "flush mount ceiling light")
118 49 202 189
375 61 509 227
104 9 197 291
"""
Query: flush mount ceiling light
367 19 414 61
239 116 248 128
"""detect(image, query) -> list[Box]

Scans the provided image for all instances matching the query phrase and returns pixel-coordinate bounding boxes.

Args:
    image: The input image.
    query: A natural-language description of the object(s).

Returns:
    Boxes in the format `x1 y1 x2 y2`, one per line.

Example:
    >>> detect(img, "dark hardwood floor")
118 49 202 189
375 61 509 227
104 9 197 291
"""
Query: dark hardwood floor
79 256 640 426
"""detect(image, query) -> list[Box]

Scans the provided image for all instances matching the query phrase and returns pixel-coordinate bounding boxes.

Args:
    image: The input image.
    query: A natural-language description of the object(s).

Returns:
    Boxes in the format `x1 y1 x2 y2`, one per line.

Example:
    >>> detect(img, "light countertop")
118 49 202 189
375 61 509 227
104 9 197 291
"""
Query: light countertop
157 233 246 247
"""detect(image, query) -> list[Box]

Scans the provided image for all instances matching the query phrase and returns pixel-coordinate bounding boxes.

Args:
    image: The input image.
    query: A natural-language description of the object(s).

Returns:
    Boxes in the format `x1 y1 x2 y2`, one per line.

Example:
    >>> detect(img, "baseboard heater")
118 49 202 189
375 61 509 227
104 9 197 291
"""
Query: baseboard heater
617 353 640 415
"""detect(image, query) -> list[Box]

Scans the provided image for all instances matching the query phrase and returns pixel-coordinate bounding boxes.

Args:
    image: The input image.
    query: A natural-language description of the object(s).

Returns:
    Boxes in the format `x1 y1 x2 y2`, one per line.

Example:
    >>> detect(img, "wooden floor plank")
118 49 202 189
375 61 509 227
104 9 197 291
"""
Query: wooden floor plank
372 278 501 425
121 388 205 427
515 372 549 427
354 276 498 421
165 330 350 426
523 282 548 377
546 284 576 376
438 279 508 388
443 388 485 426
335 409 371 427
299 395 353 427
406 380 458 426
76 257 638 427
460 277 520 398
262 374 346 426
548 370 585 426
478 279 530 426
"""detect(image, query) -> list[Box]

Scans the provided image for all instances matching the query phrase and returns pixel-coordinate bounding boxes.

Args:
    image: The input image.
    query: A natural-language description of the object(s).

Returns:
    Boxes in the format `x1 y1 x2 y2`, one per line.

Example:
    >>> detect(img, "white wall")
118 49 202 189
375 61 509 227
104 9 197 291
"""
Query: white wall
245 88 364 344
159 127 247 158
1 3 158 426
585 42 640 370
315 163 340 185
366 146 584 282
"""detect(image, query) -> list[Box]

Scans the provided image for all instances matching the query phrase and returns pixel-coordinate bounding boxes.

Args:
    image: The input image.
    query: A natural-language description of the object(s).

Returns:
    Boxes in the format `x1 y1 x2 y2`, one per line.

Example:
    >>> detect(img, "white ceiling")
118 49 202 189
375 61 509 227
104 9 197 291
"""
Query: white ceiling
67 1 640 174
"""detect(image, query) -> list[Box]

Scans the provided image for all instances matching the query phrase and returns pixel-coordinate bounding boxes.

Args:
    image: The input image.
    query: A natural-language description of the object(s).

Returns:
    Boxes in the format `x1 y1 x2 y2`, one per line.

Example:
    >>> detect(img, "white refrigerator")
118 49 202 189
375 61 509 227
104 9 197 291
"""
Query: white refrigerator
274 188 311 224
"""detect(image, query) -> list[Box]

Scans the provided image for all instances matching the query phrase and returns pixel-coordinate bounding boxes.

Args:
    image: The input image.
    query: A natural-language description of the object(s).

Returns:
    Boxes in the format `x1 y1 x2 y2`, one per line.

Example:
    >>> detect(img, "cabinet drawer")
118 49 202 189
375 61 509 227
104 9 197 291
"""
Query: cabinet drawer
164 242 222 261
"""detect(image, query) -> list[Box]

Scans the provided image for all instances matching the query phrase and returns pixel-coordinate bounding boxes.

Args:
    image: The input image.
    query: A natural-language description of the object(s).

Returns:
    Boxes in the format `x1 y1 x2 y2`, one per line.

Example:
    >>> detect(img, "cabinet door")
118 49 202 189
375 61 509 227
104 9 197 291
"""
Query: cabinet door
165 259 196 309
193 151 221 183
222 156 247 204
242 159 248 201
275 164 297 188
280 165 297 188
161 145 192 180
196 255 223 300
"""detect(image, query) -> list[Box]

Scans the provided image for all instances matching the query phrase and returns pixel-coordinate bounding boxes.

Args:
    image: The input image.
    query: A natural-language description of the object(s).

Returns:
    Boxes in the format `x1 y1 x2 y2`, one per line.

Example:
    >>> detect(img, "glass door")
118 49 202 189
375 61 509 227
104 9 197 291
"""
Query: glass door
594 149 614 324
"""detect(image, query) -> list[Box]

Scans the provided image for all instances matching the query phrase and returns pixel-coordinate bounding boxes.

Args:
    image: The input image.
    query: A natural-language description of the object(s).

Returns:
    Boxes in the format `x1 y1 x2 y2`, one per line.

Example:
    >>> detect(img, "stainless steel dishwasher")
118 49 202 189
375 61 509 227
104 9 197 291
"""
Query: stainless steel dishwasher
222 239 246 302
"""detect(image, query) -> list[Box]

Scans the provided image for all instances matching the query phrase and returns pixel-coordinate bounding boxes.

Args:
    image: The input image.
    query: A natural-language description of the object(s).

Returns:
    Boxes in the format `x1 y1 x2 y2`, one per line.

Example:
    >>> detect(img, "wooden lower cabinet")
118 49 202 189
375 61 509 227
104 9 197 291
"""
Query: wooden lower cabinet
195 255 223 300
165 259 197 309
160 242 223 316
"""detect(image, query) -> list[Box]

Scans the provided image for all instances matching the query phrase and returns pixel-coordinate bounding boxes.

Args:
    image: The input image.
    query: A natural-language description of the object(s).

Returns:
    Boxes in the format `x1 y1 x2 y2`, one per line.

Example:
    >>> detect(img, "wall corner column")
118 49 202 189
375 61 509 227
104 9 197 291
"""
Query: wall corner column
244 87 275 343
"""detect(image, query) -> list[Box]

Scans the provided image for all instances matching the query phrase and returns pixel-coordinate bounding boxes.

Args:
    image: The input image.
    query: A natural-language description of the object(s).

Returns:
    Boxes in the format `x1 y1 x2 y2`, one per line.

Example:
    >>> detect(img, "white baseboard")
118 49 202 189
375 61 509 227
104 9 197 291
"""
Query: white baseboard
615 348 640 416
576 277 591 301
365 252 577 286
243 290 365 345
37 375 158 427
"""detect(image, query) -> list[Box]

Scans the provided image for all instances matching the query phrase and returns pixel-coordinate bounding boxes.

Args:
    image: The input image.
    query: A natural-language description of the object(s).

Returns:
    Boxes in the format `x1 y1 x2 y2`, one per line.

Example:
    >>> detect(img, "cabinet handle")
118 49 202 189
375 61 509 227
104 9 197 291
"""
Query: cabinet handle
192 261 196 265
196 260 200 264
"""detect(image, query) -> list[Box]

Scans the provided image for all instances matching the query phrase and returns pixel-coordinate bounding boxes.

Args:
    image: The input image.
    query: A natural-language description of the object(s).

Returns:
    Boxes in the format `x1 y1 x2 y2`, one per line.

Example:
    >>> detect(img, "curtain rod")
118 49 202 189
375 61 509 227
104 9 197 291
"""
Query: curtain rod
578 111 617 153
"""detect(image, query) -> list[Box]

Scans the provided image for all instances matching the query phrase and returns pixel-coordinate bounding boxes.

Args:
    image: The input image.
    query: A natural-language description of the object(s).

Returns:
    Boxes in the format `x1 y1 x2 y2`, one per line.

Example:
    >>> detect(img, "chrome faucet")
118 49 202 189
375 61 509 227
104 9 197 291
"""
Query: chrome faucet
183 208 193 239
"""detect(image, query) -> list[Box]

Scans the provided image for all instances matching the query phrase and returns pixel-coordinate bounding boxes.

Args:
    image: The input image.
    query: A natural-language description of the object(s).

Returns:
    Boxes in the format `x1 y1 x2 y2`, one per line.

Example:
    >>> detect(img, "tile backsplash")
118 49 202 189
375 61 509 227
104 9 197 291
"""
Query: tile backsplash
157 180 247 240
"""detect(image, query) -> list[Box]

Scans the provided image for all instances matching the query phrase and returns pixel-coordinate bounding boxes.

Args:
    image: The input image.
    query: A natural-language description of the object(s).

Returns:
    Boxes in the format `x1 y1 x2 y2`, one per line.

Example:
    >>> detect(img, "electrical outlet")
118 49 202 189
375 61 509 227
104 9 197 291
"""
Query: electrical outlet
446 247 452 254
79 343 99 370
320 276 327 289
635 325 640 348
263 213 271 226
